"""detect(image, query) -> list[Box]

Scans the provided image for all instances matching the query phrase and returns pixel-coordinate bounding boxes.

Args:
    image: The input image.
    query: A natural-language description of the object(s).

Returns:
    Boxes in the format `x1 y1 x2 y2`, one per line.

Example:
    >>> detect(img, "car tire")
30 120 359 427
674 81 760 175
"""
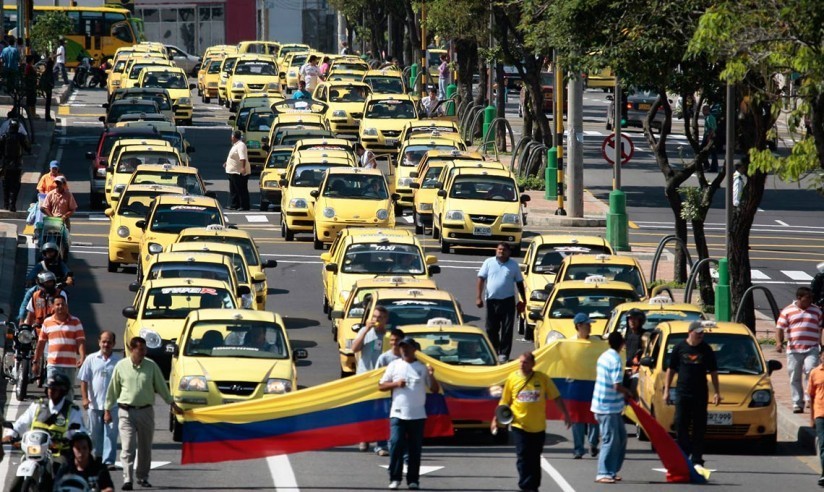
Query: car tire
432 219 440 240
107 261 118 273
170 410 182 442
282 222 294 241
440 236 450 254
259 200 268 212
313 228 324 250
322 296 329 314
204 96 211 104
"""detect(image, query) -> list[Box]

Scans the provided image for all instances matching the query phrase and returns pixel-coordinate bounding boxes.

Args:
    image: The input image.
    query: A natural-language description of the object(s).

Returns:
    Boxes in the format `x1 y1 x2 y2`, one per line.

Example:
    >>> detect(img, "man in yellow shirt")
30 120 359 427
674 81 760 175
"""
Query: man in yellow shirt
492 351 570 492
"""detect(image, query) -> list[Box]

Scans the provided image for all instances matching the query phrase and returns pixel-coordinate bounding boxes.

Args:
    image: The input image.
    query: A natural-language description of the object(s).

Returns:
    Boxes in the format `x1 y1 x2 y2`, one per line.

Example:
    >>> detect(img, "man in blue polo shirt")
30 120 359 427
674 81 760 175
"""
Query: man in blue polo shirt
476 242 526 363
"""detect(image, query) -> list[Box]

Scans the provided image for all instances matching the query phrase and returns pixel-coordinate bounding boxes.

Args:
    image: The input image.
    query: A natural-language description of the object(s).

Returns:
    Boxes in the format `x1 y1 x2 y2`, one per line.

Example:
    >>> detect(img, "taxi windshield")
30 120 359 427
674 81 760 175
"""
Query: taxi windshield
402 145 457 167
280 46 307 57
121 94 171 110
563 264 645 297
184 321 288 359
109 104 158 122
328 73 363 83
178 236 259 266
449 175 517 201
334 61 366 71
117 152 180 171
421 166 444 189
289 55 307 67
532 245 612 273
222 58 238 73
614 310 703 336
131 172 204 195
266 150 291 168
234 61 277 75
322 173 388 199
244 43 278 55
364 77 404 94
341 243 425 274
664 333 763 375
143 72 187 89
149 204 222 233
117 190 169 217
329 86 369 102
246 112 274 132
365 100 416 119
130 64 166 79
547 289 640 319
146 262 232 283
415 332 496 366
379 299 460 326
159 132 183 151
141 286 235 319
290 164 340 187
207 60 222 73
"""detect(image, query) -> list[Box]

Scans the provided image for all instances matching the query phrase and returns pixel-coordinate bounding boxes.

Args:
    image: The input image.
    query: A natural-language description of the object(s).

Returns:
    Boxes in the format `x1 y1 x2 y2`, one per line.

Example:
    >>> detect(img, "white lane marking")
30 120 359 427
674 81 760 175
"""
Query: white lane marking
88 216 109 221
634 220 824 230
541 456 576 492
0 392 29 484
245 215 269 223
224 211 280 216
114 461 170 470
400 216 413 224
750 269 770 280
775 220 789 226
379 464 444 475
267 455 299 492
54 118 67 162
783 270 814 281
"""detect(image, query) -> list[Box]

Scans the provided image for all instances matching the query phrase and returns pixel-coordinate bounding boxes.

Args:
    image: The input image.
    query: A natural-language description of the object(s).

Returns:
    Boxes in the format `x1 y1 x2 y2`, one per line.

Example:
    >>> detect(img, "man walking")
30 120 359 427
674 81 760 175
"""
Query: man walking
776 286 824 413
571 313 599 459
105 337 183 490
1 119 30 211
78 331 122 469
476 242 526 363
54 38 69 85
353 305 390 456
492 351 570 492
33 296 86 395
1 36 20 92
664 321 721 467
223 130 250 210
378 337 439 490
808 351 824 487
624 308 646 399
299 55 322 92
592 332 633 484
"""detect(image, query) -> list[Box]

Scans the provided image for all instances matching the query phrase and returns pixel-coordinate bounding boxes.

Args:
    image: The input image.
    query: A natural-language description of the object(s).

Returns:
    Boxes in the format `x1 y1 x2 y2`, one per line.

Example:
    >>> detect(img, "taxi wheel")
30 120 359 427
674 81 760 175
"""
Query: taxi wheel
282 222 294 241
313 227 324 250
323 296 329 314
413 212 424 235
204 95 211 104
259 200 268 212
170 409 183 442
107 261 118 273
432 220 440 240
440 236 450 254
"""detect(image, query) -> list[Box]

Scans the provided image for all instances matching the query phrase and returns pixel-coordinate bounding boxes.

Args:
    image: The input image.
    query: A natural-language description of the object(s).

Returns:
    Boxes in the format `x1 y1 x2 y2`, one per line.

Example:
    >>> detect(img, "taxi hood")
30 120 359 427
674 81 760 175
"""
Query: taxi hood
179 354 292 382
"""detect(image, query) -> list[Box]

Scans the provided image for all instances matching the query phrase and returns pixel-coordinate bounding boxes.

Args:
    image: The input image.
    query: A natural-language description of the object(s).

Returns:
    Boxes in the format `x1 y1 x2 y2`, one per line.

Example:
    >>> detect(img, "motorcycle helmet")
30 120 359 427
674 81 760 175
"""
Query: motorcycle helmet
53 474 91 492
8 119 19 132
626 308 647 326
41 241 59 256
818 262 824 274
36 271 57 286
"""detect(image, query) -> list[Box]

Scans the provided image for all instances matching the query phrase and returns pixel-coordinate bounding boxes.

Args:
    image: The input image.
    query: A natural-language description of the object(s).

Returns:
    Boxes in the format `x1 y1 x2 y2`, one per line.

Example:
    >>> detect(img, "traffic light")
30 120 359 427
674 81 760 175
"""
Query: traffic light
620 117 628 127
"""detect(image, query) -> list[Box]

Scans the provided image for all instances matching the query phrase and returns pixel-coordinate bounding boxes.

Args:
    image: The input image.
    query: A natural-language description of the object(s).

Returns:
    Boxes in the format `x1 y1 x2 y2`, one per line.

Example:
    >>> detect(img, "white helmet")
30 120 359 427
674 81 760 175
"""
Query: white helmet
817 262 824 274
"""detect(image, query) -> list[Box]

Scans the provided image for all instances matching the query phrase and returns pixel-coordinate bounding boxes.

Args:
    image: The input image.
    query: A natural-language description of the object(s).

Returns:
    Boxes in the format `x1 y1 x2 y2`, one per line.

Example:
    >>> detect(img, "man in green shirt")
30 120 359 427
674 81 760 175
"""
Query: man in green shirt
105 337 182 490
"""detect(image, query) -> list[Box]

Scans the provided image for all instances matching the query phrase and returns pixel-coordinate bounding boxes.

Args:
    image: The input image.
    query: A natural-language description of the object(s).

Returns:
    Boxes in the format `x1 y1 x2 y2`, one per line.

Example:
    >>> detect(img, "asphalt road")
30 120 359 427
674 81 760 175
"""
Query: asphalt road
0 86 820 491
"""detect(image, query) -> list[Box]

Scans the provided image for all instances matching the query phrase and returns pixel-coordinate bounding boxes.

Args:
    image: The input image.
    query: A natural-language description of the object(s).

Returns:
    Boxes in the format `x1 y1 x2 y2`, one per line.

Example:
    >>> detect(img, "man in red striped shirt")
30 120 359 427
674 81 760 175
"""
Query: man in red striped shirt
776 287 824 413
33 296 86 399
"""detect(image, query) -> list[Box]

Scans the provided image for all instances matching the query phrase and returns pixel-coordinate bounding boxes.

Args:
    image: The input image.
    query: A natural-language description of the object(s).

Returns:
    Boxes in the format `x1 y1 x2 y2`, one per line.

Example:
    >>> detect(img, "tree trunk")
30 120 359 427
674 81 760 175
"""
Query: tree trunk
691 219 715 307
403 1 420 69
475 58 487 106
454 39 476 103
810 91 824 169
495 62 507 151
521 59 551 146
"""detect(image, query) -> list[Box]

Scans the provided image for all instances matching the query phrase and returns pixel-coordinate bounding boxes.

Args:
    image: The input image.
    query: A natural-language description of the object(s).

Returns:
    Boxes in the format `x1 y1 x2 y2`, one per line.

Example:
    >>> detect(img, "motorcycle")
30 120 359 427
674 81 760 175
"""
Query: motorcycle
3 422 80 492
1 315 37 401
87 65 107 88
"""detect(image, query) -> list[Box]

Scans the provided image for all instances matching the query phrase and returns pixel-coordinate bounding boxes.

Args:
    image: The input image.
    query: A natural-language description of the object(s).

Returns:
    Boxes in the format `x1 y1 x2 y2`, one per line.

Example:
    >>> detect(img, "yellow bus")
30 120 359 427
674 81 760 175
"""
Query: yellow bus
3 5 144 67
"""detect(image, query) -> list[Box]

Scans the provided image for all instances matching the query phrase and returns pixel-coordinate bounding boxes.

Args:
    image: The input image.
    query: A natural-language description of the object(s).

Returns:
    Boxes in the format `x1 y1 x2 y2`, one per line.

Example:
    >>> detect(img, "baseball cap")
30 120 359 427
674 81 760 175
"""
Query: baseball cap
688 321 704 333
54 176 66 183
49 160 60 169
398 337 419 349
573 312 592 325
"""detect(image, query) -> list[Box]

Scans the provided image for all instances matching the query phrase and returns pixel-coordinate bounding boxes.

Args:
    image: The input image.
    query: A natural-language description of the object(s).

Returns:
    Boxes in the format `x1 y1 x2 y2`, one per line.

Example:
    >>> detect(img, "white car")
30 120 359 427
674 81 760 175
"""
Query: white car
166 45 202 75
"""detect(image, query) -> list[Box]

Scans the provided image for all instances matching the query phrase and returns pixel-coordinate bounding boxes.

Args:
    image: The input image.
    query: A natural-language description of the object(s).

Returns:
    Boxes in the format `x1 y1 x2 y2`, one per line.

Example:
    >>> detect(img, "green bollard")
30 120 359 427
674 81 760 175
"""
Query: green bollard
606 190 631 252
409 63 419 90
715 257 731 321
482 105 495 150
445 83 457 116
545 147 557 200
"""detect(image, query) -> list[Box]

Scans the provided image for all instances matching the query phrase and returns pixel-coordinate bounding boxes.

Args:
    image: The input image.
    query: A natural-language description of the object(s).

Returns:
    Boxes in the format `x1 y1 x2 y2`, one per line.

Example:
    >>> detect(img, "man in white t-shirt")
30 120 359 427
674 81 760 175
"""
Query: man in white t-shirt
54 39 68 85
378 337 439 490
299 55 322 92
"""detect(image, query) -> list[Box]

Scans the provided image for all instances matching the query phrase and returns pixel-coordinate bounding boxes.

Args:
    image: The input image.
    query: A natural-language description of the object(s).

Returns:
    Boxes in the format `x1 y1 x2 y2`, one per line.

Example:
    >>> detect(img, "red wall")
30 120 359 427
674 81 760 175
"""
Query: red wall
224 0 257 45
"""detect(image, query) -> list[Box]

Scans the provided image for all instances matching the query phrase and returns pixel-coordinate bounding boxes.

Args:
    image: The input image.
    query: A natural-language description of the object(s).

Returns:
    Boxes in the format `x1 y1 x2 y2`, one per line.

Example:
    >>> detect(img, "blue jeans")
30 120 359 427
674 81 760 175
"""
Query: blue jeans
389 418 425 484
47 365 76 399
595 413 627 479
88 408 119 464
816 418 824 475
572 422 599 456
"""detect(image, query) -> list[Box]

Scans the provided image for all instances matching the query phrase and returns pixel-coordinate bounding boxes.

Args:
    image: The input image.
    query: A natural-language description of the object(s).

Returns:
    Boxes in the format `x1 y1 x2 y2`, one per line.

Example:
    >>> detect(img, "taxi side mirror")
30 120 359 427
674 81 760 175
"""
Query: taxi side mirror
106 165 114 173
310 190 320 198
428 265 441 275
519 264 526 273
279 179 288 187
544 282 555 292
330 310 343 319
122 306 137 319
437 189 446 197
425 255 438 265
325 263 338 273
605 94 614 101
409 182 420 189
520 194 531 203
293 348 308 360
528 310 542 321
237 285 251 296
264 259 277 269
639 356 655 368
253 271 266 283
104 208 114 217
166 342 179 357
135 220 146 230
320 252 331 262
767 359 782 375
391 193 401 202
262 145 270 152
128 281 140 292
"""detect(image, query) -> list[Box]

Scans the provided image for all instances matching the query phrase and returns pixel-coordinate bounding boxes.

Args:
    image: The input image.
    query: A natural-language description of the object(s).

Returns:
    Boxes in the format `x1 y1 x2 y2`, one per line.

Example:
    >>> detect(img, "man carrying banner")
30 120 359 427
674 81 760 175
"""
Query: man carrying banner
571 313 600 459
354 306 391 455
592 331 633 483
492 351 570 492
379 337 439 490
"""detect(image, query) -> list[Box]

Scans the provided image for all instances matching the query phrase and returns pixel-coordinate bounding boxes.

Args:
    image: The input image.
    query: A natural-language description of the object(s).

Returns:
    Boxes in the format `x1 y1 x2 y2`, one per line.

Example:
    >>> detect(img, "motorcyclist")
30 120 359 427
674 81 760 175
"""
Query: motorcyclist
812 262 824 309
25 242 73 287
19 271 67 326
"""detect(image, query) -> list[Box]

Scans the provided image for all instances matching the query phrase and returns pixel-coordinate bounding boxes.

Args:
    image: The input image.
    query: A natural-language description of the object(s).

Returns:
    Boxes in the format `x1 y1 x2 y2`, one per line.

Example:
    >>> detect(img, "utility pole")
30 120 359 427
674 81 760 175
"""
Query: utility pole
337 10 346 50
419 1 426 97
553 51 566 215
606 75 630 251
481 7 495 151
715 81 735 322
567 73 584 217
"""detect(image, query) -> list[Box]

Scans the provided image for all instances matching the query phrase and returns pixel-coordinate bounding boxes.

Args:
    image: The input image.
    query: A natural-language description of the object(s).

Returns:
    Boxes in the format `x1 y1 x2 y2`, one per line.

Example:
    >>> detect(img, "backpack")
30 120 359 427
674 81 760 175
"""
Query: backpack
3 132 23 163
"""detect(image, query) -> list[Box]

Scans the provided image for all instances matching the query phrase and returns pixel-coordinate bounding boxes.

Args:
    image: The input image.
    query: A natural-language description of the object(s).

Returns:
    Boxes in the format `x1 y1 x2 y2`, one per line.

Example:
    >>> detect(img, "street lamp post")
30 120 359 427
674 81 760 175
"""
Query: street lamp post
715 81 735 321
606 75 630 251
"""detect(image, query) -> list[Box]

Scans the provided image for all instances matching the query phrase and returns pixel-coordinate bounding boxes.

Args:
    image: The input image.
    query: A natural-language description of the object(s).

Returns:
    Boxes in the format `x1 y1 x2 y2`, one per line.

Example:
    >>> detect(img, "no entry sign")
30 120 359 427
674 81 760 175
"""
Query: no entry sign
601 133 634 166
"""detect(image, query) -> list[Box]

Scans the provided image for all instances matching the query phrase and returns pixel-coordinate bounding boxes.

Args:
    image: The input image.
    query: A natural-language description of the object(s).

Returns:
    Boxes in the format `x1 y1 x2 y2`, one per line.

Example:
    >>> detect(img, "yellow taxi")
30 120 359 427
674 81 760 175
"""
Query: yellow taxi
108 47 163 96
237 40 281 56
107 146 183 204
331 277 438 376
174 225 277 308
226 55 281 111
198 56 225 103
528 275 641 347
123 164 208 198
310 167 396 249
105 184 187 273
229 93 282 132
266 104 330 147
114 120 195 166
121 56 173 91
602 297 705 338
166 242 263 310
392 136 465 212
203 44 238 60
168 309 307 441
216 55 240 107
136 195 225 280
136 67 194 125
279 152 355 241
242 107 276 169
519 235 614 334
328 56 370 74
320 228 439 321
637 321 781 451
105 138 171 190
554 253 649 300
362 68 407 95
276 43 310 68
326 69 367 84
312 81 371 137
359 94 419 155
292 137 355 156
259 145 292 211
398 120 461 145
122 277 238 377
432 167 529 254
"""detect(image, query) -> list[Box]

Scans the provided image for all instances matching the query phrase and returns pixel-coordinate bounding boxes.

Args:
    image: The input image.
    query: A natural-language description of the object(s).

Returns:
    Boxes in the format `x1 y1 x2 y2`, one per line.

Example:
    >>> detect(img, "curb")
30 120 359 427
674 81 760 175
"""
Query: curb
527 214 607 227
776 405 816 453
0 222 19 317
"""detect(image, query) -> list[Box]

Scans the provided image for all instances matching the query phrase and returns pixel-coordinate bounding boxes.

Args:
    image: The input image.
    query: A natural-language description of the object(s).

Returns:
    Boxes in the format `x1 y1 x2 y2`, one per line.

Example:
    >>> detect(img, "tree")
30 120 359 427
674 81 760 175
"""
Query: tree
30 11 73 60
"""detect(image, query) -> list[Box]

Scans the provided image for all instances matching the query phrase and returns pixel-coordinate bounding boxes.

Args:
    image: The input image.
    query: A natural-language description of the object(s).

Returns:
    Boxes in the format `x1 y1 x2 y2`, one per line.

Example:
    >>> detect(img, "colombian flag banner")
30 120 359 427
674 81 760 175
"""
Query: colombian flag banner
181 339 606 464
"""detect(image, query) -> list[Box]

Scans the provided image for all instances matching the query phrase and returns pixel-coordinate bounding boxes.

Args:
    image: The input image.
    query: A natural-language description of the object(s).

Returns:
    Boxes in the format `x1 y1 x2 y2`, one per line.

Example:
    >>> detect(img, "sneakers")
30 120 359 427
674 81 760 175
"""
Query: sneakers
590 445 599 457
358 442 369 451
818 475 824 487
388 481 401 490
375 447 389 456
573 454 583 459
408 483 419 490
793 406 804 414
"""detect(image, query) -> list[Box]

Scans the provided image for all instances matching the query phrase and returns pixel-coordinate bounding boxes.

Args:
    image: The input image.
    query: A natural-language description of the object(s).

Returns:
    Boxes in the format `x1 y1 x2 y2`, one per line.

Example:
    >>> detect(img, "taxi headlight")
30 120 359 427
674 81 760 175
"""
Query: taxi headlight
376 209 389 220
501 213 520 225
16 329 33 344
139 328 162 349
267 82 279 90
445 210 464 221
117 226 130 238
265 378 292 394
96 168 107 177
323 207 335 218
545 330 565 345
397 177 413 187
332 110 347 118
363 127 378 136
178 375 209 392
147 242 164 254
232 82 244 89
750 389 772 407
529 290 548 302
263 180 280 189
289 198 308 209
418 203 432 211
178 97 192 105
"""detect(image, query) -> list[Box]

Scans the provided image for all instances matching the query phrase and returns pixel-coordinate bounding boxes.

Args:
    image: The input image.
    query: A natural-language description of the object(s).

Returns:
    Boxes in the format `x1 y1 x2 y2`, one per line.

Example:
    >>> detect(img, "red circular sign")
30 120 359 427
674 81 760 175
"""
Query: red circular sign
601 134 634 166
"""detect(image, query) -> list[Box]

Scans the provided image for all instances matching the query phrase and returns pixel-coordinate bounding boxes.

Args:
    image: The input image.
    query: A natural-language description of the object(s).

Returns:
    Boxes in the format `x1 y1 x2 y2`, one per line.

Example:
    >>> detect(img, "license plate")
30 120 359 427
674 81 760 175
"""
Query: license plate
473 226 492 236
707 412 732 426
638 103 651 110
385 138 398 146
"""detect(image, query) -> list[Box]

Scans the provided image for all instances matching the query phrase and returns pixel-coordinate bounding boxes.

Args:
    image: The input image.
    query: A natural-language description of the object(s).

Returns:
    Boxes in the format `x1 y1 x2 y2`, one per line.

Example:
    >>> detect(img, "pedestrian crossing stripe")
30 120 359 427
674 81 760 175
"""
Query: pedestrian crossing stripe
782 270 814 281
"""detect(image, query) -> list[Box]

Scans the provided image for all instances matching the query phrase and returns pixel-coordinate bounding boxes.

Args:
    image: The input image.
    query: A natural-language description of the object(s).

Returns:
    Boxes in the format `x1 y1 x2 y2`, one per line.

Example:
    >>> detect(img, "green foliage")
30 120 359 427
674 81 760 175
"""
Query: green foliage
425 0 488 42
30 12 72 58
517 175 544 191
679 186 702 221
